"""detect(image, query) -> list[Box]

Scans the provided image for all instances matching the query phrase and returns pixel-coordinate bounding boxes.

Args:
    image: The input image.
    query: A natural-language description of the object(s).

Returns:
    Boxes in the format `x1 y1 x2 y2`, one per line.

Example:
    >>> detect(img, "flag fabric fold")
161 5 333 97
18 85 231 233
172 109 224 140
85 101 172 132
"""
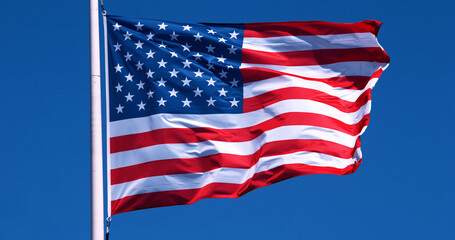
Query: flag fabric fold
104 15 389 216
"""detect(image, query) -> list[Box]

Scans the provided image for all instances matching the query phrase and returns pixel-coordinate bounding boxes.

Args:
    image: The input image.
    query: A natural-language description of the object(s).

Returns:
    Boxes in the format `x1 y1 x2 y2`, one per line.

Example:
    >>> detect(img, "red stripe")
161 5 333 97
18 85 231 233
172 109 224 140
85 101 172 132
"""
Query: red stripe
241 67 383 90
111 138 362 185
110 160 361 215
244 87 371 113
110 112 369 154
242 47 389 66
244 20 382 38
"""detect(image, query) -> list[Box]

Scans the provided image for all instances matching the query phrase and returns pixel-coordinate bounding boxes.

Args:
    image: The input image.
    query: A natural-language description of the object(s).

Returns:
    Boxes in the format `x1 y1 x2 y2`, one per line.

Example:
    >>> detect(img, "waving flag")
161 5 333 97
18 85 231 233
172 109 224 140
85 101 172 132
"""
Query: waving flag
104 15 389 216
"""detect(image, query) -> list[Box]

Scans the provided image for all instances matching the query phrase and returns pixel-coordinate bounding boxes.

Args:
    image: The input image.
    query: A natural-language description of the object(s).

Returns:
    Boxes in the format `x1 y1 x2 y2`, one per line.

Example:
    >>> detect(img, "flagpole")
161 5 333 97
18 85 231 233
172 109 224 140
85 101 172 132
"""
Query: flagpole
90 0 104 239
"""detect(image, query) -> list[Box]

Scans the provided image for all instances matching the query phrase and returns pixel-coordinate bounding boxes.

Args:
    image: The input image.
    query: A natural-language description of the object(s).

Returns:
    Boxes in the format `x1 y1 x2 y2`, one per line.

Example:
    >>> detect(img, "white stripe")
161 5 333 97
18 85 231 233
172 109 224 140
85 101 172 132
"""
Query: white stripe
244 75 379 102
240 61 388 78
243 33 380 52
110 125 359 169
110 99 372 137
110 150 359 200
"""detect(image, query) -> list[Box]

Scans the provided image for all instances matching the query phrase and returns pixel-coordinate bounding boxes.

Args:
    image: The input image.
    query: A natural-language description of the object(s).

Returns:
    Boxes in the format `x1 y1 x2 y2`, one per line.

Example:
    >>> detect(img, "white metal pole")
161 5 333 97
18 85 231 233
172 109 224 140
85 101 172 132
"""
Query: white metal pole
90 0 104 239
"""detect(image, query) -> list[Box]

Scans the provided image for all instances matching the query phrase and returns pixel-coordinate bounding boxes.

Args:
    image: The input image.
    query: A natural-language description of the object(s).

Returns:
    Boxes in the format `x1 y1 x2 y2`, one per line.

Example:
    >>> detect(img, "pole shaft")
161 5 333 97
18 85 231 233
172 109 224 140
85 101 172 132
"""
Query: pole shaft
90 0 104 239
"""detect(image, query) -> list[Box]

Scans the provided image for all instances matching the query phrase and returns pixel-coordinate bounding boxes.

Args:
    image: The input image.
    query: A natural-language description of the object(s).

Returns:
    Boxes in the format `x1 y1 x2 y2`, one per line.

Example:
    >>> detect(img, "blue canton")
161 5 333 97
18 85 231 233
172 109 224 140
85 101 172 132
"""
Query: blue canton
106 15 244 122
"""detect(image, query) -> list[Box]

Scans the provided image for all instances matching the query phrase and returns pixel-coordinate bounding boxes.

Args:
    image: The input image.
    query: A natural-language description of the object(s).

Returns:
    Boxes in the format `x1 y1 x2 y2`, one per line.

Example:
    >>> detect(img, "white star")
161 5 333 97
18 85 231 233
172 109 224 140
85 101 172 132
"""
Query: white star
169 68 179 78
182 98 192 107
182 42 192 52
112 23 121 31
230 98 239 107
218 88 228 96
230 78 239 87
228 45 237 54
146 69 155 78
227 65 234 69
114 64 123 73
194 69 203 78
193 32 203 41
116 104 124 113
137 101 146 110
207 62 214 70
125 73 133 82
157 97 167 106
182 59 192 68
193 52 203 61
159 42 167 48
146 50 155 59
135 40 143 49
219 70 227 78
136 81 145 90
169 88 179 97
206 44 215 53
183 25 192 31
206 97 216 106
206 77 216 86
125 92 134 102
207 29 216 34
181 77 191 86
115 83 123 92
229 30 239 39
217 55 226 63
169 31 179 41
146 32 155 40
170 52 178 58
124 52 132 61
114 42 121 51
157 98 167 106
135 61 144 70
193 87 203 97
123 31 132 40
157 59 168 68
158 22 168 30
157 78 167 87
135 22 144 31
218 37 227 43
147 90 154 99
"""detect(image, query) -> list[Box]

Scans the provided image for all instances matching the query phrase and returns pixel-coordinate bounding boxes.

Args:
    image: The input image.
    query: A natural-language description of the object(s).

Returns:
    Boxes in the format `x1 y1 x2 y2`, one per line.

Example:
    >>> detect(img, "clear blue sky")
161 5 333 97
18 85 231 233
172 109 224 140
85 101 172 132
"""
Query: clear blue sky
1 0 454 239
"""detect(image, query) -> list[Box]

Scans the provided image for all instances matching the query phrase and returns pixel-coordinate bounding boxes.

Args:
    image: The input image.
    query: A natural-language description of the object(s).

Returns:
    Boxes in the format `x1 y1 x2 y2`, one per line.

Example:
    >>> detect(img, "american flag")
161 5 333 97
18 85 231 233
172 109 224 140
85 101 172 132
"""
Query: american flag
105 15 389 216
